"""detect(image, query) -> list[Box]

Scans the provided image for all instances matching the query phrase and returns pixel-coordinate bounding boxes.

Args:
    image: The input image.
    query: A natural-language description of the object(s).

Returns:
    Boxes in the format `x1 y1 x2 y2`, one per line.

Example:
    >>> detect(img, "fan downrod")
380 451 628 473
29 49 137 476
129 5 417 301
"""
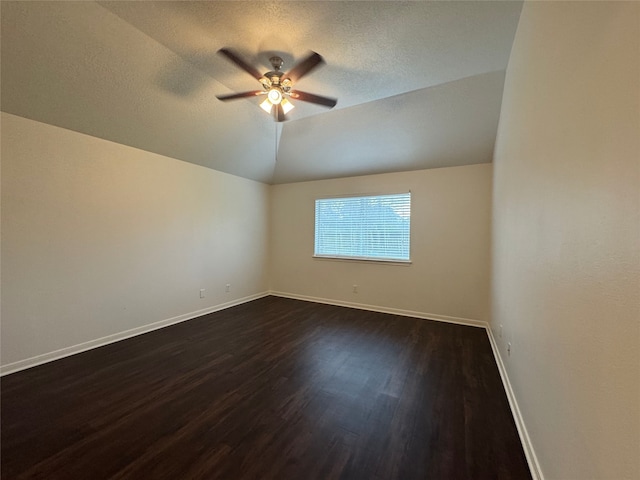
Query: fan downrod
269 56 284 71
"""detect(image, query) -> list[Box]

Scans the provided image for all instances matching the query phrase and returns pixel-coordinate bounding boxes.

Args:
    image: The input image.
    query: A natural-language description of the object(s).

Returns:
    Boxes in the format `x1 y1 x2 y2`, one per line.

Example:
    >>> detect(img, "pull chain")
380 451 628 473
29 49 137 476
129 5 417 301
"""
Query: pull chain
275 122 279 163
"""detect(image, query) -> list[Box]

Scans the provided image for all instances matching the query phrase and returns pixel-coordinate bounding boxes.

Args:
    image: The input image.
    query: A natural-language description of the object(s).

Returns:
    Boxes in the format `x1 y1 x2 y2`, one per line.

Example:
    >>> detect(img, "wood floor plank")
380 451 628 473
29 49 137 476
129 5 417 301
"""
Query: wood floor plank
1 296 531 479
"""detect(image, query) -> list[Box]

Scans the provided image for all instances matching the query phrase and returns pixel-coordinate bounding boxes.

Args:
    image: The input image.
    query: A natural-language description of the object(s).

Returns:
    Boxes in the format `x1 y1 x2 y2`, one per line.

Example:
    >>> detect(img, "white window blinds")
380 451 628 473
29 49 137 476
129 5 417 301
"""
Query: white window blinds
314 193 411 262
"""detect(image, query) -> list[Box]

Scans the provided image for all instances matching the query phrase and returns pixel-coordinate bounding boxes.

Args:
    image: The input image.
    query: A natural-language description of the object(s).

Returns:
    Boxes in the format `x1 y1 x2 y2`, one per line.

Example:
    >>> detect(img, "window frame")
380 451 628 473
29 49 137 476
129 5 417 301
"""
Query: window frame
313 192 412 264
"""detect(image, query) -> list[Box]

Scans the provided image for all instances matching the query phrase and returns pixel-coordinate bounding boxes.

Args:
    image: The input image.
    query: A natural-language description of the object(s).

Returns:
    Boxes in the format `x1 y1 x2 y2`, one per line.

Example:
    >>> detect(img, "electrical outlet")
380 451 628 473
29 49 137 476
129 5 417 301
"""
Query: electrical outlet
225 284 231 293
199 289 205 298
499 324 503 338
352 284 358 293
507 342 512 356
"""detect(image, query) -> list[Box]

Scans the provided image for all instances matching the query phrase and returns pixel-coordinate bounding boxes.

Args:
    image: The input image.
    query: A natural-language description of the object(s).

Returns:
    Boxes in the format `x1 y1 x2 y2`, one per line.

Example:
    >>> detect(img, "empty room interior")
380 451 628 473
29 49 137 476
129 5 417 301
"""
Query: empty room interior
1 1 638 479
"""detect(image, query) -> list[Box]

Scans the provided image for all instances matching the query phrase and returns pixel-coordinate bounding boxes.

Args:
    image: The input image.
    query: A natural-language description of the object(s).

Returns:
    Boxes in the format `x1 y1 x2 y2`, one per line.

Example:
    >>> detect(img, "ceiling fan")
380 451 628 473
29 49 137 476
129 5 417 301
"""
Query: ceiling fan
216 48 337 122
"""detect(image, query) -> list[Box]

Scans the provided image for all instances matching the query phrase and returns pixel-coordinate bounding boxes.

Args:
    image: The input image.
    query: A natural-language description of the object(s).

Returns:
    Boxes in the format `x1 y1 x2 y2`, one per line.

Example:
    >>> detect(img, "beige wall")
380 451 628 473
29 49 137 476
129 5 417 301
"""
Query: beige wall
1 113 270 368
492 2 640 479
270 164 492 323
1 114 492 370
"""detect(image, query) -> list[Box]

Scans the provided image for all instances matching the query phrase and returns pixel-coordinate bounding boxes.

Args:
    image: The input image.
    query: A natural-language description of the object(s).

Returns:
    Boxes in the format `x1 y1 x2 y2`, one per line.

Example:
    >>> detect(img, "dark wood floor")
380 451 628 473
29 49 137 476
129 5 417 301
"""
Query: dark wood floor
1 296 531 479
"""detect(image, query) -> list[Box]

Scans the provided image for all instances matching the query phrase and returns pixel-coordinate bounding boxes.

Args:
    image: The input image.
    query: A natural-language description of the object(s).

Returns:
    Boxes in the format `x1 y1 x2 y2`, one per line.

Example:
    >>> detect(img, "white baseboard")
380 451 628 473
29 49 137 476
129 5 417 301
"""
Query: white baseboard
269 291 489 329
0 292 269 376
486 327 544 480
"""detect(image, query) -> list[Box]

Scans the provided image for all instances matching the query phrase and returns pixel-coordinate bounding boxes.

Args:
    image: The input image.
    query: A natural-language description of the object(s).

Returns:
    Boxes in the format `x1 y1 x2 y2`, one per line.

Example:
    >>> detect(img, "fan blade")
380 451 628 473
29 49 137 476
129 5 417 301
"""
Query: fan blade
285 51 325 83
218 48 263 80
216 90 265 101
288 90 337 108
275 103 286 122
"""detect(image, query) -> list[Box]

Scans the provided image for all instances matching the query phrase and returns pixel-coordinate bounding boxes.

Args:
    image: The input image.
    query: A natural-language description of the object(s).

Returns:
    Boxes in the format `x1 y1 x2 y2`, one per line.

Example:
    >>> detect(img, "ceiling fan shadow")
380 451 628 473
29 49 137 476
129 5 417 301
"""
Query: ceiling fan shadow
154 57 213 98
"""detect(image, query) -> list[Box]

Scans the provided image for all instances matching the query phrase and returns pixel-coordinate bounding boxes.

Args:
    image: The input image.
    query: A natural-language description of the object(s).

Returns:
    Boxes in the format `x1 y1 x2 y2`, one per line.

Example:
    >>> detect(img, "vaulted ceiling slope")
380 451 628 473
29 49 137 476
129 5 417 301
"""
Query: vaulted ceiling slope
0 1 522 184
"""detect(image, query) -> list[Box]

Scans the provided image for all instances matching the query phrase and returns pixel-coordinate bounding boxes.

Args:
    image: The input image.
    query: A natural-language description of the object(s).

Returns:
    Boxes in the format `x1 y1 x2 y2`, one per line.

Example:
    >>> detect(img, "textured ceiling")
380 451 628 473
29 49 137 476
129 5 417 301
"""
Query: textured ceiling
1 1 522 184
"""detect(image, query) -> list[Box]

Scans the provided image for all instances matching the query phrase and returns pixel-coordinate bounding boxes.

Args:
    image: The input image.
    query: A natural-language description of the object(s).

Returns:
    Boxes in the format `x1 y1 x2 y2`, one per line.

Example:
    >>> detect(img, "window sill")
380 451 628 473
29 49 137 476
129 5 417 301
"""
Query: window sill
312 255 412 266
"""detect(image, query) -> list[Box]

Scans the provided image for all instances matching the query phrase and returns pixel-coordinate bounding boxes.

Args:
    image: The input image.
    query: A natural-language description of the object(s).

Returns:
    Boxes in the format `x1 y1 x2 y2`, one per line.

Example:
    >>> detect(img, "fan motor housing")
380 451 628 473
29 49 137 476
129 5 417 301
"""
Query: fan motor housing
263 57 291 92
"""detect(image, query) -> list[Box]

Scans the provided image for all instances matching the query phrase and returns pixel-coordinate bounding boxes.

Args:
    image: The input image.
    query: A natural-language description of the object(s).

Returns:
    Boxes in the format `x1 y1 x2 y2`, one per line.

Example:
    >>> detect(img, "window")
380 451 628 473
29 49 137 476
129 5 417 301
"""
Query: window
314 192 411 262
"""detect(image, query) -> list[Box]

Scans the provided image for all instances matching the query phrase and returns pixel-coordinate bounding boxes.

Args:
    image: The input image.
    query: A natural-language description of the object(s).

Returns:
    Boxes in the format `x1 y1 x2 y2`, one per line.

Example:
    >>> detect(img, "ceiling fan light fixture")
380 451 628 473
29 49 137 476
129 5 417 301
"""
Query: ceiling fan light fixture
281 97 295 114
267 88 283 105
259 98 273 113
